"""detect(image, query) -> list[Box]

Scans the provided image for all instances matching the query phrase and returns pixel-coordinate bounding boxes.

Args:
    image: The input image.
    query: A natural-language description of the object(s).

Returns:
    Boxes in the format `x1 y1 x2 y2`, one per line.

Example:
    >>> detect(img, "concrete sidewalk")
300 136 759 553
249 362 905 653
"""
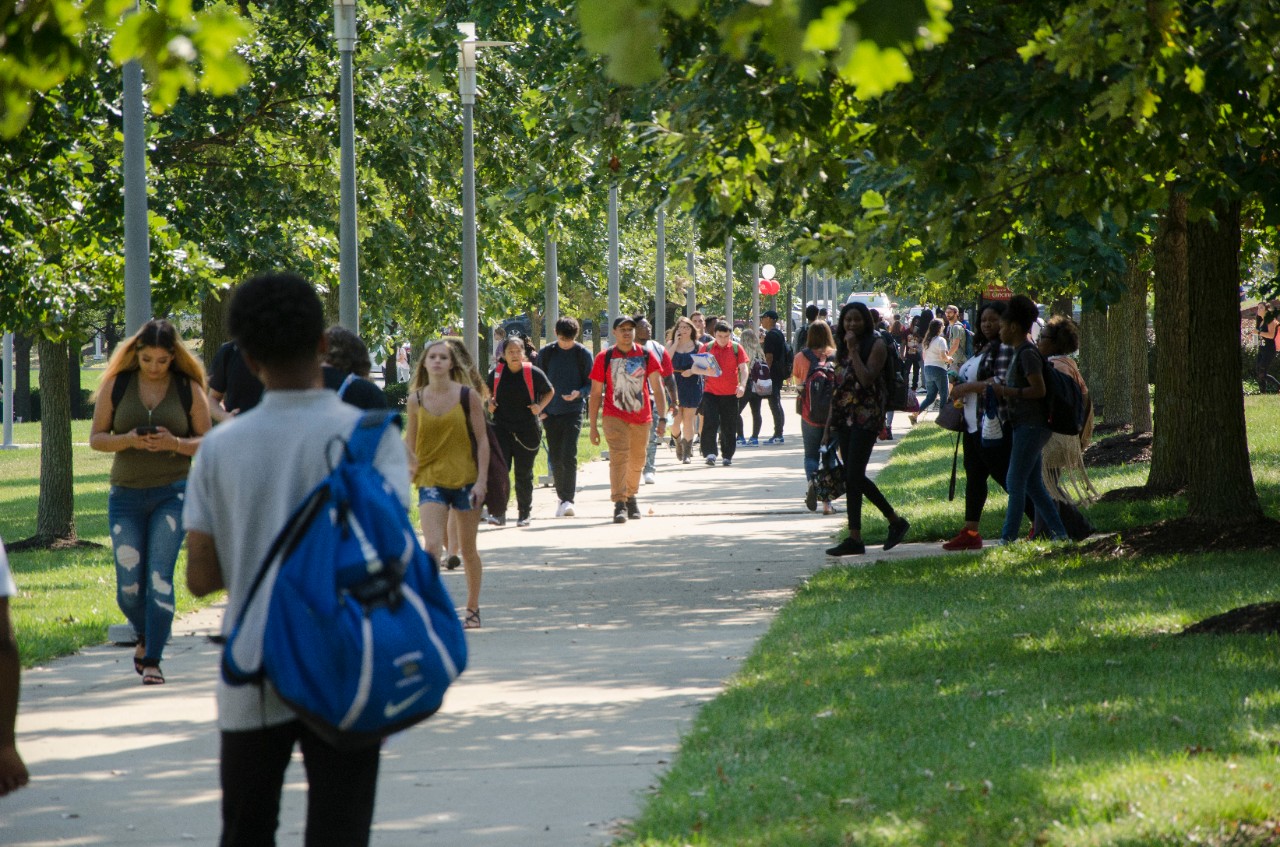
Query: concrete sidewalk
2 411 941 846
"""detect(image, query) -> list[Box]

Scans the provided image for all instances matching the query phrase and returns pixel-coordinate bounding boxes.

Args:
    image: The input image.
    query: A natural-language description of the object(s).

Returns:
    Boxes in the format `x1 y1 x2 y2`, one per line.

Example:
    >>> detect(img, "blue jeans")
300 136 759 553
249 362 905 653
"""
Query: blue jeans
921 365 949 412
1000 424 1068 542
108 480 187 663
801 420 825 481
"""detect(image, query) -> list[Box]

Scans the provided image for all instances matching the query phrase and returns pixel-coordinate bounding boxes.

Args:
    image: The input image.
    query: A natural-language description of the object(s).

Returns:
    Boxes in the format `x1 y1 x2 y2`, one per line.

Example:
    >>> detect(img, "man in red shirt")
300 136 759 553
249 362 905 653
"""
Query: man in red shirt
589 317 668 523
699 322 749 467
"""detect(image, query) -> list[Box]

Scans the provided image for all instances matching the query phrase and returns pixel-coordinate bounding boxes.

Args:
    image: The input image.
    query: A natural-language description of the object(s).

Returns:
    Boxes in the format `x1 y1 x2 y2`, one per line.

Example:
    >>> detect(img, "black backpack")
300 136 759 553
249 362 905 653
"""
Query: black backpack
878 331 910 412
766 328 793 381
1020 345 1086 436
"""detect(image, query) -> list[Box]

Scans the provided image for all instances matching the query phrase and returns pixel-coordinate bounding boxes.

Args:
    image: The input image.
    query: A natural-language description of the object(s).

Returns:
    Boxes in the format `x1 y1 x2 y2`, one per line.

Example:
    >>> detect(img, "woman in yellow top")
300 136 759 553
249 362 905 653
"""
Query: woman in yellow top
405 340 489 629
89 319 212 685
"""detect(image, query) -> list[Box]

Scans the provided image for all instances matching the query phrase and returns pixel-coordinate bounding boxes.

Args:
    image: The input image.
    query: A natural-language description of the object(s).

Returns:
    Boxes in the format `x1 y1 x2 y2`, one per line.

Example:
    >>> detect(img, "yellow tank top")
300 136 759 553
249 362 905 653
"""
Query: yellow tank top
412 397 479 489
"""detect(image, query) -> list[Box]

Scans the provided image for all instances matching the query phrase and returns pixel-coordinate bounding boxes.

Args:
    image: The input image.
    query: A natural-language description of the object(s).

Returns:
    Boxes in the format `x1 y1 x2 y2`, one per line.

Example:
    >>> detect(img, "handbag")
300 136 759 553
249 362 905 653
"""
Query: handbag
936 399 966 432
812 440 846 503
460 386 511 516
752 378 773 396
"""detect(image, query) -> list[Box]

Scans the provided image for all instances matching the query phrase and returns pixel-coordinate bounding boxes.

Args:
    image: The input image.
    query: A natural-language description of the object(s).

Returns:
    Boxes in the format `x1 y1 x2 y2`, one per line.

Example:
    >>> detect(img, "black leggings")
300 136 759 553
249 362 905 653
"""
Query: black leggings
963 429 1034 525
737 393 762 439
905 354 922 390
840 425 895 533
1258 346 1277 392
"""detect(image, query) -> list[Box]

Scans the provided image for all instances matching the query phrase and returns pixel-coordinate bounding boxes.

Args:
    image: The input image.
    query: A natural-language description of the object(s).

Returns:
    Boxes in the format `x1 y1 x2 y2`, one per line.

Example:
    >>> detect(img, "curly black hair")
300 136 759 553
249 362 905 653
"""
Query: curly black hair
1004 294 1040 334
228 272 324 366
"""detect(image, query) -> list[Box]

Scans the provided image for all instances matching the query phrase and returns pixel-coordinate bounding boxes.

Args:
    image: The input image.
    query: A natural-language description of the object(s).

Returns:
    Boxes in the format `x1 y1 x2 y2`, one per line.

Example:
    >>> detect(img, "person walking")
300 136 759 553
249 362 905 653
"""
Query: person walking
635 316 678 485
207 339 263 423
699 321 749 466
322 325 389 410
0 536 29 797
588 316 668 523
668 316 705 464
823 303 911 557
90 318 212 686
736 327 767 447
984 295 1070 544
1256 302 1279 393
938 302 1034 550
405 339 490 629
487 337 555 528
184 272 409 845
536 317 594 516
793 320 838 515
944 304 969 372
760 310 788 443
911 317 951 423
903 315 923 392
795 303 820 354
444 338 489 569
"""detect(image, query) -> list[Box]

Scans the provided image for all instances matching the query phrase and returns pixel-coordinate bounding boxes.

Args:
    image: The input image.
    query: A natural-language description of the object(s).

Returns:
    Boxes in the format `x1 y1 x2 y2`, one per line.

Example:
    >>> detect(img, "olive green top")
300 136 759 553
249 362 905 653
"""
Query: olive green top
110 372 192 488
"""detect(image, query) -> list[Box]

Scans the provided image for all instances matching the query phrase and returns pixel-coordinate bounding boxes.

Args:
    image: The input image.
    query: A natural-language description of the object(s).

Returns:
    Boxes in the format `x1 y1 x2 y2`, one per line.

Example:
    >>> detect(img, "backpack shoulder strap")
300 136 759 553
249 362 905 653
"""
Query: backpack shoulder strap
346 409 400 465
111 369 132 409
521 365 535 402
459 386 479 456
492 362 505 395
336 372 357 400
175 372 194 434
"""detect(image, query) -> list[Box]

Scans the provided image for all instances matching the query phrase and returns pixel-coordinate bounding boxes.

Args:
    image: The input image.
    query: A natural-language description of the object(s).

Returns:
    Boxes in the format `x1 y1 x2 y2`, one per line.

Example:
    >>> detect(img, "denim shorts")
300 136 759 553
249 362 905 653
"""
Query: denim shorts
417 484 474 511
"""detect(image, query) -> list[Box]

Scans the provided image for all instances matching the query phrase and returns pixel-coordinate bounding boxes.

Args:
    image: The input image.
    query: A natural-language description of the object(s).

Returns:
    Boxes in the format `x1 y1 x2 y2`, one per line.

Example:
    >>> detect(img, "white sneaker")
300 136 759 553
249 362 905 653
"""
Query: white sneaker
561 501 575 517
643 471 656 485
555 501 568 517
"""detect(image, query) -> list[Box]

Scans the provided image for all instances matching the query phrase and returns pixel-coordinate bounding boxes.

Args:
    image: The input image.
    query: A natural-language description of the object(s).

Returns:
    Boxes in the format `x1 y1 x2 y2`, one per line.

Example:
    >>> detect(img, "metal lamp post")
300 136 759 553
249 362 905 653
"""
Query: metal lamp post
122 1 150 336
458 22 513 362
334 0 359 330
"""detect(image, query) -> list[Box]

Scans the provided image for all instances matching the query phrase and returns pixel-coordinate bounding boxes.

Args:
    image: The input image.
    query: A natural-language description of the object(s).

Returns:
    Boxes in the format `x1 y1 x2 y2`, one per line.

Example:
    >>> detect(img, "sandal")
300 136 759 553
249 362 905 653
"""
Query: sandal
463 608 481 630
133 637 146 675
141 664 165 686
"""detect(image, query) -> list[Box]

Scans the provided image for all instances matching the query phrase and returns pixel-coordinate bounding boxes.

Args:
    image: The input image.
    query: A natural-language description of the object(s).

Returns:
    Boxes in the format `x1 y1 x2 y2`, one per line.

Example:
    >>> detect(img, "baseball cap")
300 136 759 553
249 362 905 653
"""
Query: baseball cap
612 316 637 330
762 309 779 320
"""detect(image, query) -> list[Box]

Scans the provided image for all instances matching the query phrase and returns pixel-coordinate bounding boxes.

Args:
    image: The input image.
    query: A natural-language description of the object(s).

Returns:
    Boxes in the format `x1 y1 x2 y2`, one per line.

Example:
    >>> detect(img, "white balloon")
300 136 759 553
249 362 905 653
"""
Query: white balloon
761 263 776 280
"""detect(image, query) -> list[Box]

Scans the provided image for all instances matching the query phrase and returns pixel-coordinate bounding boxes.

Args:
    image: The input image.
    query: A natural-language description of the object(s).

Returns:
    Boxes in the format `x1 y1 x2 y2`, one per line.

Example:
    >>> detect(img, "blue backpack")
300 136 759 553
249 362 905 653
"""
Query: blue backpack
223 411 467 750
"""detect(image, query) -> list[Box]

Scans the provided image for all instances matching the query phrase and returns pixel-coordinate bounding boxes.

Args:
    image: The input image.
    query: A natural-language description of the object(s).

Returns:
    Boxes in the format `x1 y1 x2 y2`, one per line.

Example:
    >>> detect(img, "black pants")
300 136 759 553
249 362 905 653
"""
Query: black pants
701 394 740 459
1258 346 1277 392
543 411 582 504
840 425 895 533
737 393 762 439
495 426 539 518
963 429 1034 525
766 378 785 437
905 354 922 390
220 720 380 847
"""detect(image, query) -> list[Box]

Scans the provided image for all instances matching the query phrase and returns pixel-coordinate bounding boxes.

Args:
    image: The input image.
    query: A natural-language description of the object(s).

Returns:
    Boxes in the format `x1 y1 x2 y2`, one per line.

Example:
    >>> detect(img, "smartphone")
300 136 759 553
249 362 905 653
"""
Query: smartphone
135 426 160 436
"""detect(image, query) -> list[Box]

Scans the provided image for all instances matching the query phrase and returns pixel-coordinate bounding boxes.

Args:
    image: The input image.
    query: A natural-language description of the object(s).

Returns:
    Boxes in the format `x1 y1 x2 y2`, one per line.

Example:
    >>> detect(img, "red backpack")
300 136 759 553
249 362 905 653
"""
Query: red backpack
799 350 837 426
493 362 535 402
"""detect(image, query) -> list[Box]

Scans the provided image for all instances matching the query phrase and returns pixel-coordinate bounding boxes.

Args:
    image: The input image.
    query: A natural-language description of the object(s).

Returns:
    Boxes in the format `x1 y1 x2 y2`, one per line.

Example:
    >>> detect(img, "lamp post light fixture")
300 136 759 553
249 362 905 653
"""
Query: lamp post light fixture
458 22 514 363
335 0 360 330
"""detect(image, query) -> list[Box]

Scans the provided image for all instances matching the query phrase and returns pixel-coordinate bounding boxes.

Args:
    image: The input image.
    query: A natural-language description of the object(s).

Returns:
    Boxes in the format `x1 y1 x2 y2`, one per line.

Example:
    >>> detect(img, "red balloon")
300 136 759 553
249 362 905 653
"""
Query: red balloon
758 278 771 295
767 279 781 295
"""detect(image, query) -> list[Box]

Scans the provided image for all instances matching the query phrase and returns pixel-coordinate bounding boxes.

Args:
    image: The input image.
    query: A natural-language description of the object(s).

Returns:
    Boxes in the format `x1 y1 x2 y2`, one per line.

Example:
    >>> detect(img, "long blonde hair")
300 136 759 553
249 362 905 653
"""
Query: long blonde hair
409 338 488 399
740 327 764 362
95 319 207 399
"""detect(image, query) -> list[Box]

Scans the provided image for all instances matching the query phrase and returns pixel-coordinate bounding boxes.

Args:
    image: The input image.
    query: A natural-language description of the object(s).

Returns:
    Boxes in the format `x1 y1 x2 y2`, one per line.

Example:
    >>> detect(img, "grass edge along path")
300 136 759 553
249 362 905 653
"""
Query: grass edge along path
615 401 1280 847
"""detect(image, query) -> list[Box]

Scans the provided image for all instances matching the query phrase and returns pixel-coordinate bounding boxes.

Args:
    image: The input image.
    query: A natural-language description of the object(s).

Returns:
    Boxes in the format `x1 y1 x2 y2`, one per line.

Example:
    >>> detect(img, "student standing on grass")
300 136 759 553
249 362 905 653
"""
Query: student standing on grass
537 317 594 517
588 316 667 523
185 272 410 846
700 321 749 467
90 319 212 686
823 303 911 557
407 340 489 629
487 338 555 528
0 536 28 797
984 295 1069 544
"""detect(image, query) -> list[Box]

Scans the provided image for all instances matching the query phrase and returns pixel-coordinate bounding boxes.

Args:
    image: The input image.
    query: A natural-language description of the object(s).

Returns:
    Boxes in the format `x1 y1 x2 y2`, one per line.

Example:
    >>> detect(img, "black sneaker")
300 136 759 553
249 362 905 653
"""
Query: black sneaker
613 502 628 524
804 482 818 512
883 517 911 551
626 497 642 520
825 538 866 557
445 554 461 571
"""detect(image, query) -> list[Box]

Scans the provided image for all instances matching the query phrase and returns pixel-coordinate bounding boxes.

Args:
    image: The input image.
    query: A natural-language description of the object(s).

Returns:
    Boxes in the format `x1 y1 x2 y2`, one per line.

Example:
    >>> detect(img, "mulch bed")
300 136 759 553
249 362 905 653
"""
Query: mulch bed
1078 516 1280 559
5 535 103 553
1182 603 1280 636
1084 427 1152 467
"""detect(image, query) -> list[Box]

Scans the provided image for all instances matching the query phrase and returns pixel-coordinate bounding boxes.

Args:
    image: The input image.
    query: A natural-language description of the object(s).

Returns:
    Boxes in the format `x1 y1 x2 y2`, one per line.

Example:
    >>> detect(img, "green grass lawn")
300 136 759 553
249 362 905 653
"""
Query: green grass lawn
617 400 1280 847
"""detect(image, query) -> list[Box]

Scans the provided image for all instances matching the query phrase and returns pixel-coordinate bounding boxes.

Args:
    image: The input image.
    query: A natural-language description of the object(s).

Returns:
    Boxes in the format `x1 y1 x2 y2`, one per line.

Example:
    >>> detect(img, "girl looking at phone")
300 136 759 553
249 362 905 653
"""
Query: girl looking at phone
90 319 212 685
404 340 489 629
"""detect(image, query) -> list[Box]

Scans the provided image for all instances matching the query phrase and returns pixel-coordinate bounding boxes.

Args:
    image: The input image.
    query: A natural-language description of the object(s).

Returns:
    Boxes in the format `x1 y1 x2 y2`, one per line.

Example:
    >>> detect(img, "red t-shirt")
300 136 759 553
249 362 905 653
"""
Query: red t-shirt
591 345 661 424
642 340 675 378
704 340 748 396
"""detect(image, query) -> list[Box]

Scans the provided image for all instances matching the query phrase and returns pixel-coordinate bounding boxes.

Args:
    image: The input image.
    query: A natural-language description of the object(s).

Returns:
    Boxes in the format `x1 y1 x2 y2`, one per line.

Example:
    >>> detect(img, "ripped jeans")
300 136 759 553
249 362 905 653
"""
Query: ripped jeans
108 480 187 664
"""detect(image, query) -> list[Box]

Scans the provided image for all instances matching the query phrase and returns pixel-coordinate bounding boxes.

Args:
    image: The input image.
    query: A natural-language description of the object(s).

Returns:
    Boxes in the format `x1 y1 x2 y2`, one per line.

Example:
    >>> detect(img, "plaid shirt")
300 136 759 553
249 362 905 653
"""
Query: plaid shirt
977 343 1015 422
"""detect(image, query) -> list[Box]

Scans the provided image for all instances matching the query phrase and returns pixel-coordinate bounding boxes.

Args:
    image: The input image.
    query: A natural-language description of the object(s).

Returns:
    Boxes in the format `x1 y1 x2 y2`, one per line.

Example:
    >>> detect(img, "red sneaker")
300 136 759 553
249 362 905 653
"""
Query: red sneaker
941 529 983 551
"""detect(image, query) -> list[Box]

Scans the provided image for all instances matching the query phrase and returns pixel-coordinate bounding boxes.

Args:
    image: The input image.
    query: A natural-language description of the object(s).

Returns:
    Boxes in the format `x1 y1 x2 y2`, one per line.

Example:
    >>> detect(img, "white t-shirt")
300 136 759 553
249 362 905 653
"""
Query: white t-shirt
0 538 15 598
183 389 410 731
923 335 950 368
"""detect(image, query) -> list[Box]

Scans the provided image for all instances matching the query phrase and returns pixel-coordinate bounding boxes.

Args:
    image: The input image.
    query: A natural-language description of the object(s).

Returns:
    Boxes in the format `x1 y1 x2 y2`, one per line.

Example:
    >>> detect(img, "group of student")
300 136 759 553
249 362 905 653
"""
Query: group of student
789 293 1092 556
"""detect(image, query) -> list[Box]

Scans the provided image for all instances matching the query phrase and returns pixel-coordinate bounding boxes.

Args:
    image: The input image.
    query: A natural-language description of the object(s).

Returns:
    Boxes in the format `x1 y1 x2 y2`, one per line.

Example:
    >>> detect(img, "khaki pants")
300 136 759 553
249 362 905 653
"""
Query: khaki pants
603 415 650 502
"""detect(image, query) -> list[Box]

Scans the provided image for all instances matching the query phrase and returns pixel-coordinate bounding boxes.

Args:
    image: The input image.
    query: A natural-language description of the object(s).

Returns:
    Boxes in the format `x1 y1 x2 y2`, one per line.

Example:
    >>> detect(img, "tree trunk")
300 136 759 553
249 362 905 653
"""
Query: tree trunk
1050 294 1073 319
200 286 232 372
1077 307 1106 411
1147 193 1191 492
1113 256 1152 432
103 308 124 356
68 338 84 419
323 285 340 329
530 308 544 350
1102 306 1124 424
36 337 76 543
1185 199 1262 523
14 333 32 422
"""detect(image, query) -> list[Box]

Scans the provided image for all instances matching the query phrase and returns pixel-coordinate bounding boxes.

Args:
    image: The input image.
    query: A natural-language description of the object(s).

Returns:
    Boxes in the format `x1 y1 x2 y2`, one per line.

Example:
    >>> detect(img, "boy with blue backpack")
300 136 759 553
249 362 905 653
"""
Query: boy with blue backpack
184 273 413 847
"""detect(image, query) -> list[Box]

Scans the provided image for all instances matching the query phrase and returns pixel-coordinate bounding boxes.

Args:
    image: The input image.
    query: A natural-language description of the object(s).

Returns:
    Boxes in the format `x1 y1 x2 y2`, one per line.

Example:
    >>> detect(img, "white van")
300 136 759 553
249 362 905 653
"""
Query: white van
845 291 893 315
